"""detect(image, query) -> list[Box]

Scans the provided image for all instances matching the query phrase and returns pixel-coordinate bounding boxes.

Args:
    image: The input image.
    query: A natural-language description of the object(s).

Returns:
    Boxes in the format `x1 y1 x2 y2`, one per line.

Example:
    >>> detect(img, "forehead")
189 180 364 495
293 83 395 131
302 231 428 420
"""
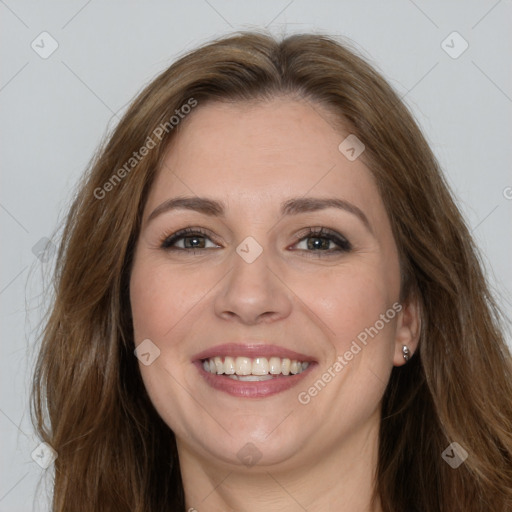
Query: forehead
147 97 384 222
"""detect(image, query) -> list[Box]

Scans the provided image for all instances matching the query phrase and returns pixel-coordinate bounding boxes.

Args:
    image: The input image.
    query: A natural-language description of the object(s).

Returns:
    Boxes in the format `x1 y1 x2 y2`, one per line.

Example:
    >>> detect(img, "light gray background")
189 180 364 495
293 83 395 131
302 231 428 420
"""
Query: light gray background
1 1 511 510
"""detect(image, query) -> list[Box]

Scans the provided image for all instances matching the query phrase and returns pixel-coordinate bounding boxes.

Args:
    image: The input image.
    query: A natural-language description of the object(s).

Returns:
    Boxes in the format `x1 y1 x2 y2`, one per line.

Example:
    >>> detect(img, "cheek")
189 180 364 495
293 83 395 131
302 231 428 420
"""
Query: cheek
130 256 204 341
295 262 399 351
129 257 201 434
293 267 399 437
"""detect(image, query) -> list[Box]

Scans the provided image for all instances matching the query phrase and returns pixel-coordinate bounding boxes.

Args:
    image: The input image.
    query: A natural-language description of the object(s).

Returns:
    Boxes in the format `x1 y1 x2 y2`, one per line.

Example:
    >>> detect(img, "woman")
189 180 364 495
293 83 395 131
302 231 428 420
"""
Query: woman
31 31 512 511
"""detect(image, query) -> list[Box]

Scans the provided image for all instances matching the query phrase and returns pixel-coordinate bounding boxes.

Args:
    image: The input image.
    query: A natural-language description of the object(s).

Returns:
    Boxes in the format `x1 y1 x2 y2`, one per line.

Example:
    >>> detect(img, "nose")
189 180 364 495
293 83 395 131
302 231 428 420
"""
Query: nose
214 243 293 325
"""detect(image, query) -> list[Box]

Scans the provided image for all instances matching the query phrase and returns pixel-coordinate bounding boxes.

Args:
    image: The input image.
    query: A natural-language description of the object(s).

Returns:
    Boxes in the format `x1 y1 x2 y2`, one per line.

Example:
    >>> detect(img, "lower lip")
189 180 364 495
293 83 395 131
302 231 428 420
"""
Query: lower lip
194 361 315 398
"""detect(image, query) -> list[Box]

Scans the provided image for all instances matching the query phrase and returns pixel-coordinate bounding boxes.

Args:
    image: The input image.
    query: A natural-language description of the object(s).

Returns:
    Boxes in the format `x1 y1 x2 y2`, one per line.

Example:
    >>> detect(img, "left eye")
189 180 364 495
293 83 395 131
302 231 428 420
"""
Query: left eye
292 227 352 254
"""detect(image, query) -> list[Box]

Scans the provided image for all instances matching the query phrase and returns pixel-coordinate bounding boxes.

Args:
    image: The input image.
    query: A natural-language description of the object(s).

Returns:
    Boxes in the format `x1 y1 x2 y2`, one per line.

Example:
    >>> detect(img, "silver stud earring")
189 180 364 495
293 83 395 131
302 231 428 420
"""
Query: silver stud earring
402 345 411 362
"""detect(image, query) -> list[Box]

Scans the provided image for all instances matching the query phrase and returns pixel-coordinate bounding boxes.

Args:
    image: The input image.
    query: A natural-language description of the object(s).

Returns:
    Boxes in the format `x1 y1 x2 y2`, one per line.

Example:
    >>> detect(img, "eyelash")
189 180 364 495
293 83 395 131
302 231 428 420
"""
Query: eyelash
160 226 352 257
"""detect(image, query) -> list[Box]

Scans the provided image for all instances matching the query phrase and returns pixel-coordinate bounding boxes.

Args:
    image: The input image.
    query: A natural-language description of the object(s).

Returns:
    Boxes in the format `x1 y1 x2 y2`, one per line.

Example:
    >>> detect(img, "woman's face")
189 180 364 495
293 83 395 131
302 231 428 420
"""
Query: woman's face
130 97 416 471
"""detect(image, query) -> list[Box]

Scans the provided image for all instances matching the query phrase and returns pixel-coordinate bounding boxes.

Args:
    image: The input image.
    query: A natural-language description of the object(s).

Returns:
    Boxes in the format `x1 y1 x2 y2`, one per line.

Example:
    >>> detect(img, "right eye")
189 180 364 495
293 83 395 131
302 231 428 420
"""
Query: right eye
160 227 220 251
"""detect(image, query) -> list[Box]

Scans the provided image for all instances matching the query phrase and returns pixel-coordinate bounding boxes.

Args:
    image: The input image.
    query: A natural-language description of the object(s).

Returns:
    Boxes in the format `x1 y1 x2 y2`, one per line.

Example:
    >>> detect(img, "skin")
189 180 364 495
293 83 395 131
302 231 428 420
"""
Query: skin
130 96 420 512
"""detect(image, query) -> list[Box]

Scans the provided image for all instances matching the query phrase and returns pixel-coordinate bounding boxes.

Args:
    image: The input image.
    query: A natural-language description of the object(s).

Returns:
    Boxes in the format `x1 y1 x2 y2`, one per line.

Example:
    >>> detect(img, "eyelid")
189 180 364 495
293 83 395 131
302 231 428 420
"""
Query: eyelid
292 226 346 241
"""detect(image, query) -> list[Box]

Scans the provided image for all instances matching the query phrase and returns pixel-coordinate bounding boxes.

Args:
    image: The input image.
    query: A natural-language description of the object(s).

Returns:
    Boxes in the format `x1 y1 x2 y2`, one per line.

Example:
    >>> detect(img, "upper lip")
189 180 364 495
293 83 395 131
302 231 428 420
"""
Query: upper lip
192 343 316 362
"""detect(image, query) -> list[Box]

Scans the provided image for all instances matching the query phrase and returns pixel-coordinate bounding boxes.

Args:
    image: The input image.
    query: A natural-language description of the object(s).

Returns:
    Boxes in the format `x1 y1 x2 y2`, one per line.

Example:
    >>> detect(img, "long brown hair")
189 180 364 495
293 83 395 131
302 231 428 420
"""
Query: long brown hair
31 30 512 511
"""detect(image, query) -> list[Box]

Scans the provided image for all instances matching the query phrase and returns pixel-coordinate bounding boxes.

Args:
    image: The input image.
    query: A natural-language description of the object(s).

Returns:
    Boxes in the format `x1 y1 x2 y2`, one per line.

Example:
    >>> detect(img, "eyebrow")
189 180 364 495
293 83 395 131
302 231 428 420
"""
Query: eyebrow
147 196 372 233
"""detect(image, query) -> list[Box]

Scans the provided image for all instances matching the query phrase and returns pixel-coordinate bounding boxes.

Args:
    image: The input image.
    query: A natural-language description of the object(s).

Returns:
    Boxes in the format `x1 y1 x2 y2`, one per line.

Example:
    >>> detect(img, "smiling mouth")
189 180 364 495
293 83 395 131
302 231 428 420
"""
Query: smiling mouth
201 356 310 381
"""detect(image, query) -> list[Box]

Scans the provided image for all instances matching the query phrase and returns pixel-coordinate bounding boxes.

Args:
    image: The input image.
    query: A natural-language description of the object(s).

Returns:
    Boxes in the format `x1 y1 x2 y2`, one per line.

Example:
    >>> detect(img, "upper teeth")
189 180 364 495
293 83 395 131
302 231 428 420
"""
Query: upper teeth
202 356 310 376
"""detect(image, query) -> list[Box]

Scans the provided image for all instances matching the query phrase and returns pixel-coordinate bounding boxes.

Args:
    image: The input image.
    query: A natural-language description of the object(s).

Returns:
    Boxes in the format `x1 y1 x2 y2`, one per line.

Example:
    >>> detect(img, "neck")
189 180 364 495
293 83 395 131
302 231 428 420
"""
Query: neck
178 409 383 512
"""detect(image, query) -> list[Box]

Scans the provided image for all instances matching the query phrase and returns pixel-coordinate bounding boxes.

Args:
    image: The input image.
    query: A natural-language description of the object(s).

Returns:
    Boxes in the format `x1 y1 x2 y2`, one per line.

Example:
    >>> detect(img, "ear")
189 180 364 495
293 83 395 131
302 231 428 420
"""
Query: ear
393 295 421 366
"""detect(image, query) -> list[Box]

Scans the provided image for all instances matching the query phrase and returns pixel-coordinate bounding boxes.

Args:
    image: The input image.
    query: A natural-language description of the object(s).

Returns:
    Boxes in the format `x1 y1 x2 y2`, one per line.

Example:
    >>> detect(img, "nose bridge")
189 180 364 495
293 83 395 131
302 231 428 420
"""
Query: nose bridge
214 233 292 324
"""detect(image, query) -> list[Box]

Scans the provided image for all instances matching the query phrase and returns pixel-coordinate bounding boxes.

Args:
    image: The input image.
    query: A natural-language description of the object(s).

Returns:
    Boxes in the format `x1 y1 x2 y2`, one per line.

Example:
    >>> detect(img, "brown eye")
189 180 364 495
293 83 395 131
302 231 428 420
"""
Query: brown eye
292 227 352 255
161 228 219 250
